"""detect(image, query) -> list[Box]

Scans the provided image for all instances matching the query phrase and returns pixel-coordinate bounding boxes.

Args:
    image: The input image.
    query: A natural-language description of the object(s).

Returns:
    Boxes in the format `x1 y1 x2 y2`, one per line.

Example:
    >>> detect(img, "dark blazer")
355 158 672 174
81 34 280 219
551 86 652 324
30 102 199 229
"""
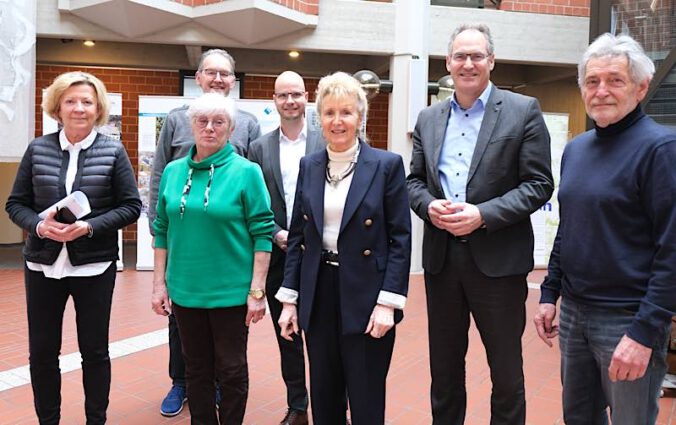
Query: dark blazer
247 128 325 273
282 141 411 335
407 86 554 277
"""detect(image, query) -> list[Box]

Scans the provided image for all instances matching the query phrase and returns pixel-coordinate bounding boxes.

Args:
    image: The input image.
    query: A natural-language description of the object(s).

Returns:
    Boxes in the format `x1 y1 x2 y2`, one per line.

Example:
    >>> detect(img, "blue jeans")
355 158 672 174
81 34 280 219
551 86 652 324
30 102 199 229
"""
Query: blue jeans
559 298 669 425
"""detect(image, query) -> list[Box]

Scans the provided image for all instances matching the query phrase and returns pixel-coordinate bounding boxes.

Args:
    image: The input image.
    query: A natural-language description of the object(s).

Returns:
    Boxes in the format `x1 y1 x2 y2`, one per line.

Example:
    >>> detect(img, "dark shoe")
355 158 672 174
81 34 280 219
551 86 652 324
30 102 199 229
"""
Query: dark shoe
279 409 308 425
160 384 187 417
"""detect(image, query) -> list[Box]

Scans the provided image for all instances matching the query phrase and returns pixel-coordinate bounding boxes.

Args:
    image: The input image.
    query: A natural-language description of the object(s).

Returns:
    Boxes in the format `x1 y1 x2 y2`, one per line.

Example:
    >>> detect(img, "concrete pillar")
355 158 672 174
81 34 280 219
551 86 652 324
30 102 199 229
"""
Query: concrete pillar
0 0 36 243
388 0 430 272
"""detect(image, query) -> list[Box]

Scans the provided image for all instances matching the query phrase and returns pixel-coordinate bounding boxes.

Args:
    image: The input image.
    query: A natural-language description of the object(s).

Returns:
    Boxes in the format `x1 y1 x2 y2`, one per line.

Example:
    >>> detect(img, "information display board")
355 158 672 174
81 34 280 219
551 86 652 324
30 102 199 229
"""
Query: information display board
532 113 569 268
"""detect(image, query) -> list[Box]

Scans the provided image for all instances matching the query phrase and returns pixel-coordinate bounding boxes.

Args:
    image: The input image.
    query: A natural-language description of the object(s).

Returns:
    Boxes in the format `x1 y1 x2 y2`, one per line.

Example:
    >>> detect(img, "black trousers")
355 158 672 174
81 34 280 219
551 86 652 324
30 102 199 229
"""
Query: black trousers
168 313 185 387
172 303 249 425
425 238 528 425
25 263 116 425
305 263 395 425
266 260 309 412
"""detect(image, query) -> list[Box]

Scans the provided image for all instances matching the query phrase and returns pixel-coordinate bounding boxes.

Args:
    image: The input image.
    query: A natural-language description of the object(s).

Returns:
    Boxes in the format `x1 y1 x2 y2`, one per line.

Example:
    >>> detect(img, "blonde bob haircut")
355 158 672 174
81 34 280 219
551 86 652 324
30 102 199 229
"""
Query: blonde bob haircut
316 71 368 119
42 71 110 127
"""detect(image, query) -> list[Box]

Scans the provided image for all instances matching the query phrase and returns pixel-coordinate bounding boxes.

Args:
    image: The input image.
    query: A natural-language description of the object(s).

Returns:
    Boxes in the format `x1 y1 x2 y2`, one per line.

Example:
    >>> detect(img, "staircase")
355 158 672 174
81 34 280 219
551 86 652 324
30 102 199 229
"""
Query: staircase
645 64 676 130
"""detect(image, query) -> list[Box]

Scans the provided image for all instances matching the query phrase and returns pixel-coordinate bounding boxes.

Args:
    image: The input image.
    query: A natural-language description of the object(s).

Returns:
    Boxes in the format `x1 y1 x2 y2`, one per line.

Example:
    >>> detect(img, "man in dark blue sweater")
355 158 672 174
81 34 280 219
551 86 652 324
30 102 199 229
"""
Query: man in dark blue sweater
534 33 676 425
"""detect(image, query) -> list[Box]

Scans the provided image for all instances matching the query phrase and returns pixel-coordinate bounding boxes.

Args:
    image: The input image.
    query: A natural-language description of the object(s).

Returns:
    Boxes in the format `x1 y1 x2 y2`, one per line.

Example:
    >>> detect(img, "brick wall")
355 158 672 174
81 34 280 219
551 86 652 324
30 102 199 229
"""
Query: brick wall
367 93 389 150
35 65 180 242
170 0 319 14
500 0 590 16
36 67 390 241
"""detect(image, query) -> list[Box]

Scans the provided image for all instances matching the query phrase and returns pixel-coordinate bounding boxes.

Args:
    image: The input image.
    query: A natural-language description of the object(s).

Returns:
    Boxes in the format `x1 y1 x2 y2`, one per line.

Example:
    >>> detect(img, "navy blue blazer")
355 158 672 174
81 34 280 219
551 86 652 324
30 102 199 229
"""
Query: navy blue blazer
282 141 411 335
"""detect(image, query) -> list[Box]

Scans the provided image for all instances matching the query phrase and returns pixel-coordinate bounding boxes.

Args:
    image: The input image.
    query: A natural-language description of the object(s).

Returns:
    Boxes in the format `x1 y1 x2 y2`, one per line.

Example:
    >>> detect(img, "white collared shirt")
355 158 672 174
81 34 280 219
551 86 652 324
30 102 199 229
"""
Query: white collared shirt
279 124 307 228
27 129 113 279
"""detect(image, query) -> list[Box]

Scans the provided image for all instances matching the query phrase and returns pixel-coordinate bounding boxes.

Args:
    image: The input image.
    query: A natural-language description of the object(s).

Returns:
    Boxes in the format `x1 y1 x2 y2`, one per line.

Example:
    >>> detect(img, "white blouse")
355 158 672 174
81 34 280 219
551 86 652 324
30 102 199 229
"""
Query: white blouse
321 141 358 253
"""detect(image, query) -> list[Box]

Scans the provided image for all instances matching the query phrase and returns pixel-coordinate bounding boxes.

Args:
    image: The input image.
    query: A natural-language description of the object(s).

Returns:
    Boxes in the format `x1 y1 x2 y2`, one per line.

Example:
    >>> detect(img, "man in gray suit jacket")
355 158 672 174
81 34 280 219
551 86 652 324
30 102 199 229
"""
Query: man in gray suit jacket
407 24 554 425
248 71 324 425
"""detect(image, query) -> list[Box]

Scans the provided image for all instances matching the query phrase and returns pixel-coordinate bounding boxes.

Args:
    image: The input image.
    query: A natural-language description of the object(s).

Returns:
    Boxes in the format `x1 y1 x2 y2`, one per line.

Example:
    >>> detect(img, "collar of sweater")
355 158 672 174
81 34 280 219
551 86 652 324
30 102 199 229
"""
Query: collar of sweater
594 105 644 138
187 143 233 170
327 139 359 162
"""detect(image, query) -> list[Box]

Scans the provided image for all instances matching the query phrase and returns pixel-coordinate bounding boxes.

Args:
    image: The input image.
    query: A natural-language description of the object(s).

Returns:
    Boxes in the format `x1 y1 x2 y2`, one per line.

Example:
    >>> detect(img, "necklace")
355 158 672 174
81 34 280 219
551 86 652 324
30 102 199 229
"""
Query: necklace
325 143 361 188
178 163 216 219
179 168 194 219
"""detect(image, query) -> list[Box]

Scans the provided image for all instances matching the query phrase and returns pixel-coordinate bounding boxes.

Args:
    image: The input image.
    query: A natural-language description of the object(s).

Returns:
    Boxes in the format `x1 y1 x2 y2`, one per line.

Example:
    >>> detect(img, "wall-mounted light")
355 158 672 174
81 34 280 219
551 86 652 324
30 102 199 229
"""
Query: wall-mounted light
83 40 96 47
436 75 455 101
288 50 300 59
353 69 381 100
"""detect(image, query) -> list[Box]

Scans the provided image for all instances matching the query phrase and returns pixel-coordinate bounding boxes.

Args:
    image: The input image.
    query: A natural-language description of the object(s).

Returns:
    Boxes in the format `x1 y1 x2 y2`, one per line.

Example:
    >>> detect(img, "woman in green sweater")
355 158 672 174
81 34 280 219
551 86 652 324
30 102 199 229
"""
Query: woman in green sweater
151 93 274 424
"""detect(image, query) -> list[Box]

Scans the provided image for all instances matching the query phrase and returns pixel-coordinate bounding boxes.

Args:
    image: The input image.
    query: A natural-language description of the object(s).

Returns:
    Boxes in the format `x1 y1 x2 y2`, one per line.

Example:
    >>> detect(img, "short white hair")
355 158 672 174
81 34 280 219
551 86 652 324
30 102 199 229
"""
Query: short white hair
187 93 237 128
578 33 655 88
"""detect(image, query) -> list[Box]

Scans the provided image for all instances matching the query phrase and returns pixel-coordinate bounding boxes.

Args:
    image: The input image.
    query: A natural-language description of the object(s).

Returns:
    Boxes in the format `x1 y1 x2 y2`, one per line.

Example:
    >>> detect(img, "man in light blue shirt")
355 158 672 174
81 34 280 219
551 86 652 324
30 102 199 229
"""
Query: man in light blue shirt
407 23 553 425
438 83 492 203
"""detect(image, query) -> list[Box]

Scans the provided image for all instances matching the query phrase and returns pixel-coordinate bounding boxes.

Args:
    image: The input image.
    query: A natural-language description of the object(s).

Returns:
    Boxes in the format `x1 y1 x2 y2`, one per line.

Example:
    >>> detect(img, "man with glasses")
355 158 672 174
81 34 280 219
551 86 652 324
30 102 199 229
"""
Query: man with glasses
407 23 553 424
149 48 261 418
248 71 324 425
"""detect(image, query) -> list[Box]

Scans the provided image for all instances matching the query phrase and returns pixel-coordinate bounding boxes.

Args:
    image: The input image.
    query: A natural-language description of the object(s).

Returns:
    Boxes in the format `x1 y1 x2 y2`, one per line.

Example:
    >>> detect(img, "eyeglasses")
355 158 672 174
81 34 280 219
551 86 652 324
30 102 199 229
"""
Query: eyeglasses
451 52 490 63
201 69 234 79
194 117 228 129
274 92 305 101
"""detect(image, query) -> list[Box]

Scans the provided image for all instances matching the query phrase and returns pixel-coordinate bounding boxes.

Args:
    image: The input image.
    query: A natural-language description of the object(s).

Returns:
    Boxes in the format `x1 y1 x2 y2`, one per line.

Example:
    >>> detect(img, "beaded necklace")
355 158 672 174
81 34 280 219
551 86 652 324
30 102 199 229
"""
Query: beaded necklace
325 143 361 187
178 163 215 219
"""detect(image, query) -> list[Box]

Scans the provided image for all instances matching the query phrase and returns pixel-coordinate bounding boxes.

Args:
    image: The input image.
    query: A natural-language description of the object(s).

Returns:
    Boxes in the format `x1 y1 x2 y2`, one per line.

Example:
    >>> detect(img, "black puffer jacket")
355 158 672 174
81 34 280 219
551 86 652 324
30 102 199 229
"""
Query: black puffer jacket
6 132 142 266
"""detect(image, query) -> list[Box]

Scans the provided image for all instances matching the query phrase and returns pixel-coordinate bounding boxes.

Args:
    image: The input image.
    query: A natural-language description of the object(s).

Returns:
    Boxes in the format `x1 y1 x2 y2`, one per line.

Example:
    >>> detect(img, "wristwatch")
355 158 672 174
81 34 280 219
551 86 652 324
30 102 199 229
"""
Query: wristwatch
248 288 265 300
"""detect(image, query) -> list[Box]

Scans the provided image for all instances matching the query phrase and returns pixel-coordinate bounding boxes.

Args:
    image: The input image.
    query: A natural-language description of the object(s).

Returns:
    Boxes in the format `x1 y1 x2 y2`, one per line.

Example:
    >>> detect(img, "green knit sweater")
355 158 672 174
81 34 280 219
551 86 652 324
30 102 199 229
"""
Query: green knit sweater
154 143 273 308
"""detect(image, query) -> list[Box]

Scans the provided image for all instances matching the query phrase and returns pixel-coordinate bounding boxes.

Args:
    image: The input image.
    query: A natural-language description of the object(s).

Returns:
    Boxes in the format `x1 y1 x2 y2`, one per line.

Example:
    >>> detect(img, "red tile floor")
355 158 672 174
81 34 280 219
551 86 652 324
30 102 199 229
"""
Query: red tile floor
0 267 674 424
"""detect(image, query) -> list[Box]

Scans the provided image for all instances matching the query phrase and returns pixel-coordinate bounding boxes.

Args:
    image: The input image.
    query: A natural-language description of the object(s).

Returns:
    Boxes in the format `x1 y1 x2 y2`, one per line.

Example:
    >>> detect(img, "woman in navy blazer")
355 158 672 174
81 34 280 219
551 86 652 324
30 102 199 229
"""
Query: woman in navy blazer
276 72 411 425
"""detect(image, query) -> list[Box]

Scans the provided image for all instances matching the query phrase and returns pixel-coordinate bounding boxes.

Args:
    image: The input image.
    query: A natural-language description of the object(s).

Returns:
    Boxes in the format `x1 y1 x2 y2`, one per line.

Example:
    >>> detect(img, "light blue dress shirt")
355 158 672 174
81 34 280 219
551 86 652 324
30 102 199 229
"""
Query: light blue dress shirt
438 83 493 202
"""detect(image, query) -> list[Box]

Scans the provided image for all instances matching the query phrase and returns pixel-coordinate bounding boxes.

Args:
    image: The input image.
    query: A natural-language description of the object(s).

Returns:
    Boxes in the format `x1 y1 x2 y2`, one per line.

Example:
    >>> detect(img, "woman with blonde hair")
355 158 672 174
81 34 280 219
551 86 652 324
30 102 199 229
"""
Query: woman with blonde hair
277 72 411 424
6 71 141 424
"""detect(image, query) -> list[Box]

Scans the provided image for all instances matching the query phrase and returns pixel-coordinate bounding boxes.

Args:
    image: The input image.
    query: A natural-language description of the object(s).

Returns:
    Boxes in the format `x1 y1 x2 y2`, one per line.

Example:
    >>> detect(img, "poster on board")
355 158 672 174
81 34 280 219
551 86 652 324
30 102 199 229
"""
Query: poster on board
136 96 191 270
532 112 569 268
42 92 126 270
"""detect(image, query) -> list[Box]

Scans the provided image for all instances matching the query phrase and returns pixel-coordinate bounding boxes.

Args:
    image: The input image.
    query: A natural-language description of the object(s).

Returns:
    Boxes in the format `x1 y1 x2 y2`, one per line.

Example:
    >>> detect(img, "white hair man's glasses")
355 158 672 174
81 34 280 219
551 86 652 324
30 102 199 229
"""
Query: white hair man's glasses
201 69 234 79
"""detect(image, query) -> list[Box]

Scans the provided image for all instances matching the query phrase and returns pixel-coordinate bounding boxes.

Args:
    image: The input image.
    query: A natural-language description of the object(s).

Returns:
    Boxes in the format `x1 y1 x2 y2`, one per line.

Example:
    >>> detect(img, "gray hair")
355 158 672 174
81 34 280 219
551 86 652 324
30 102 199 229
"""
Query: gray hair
316 71 368 118
187 93 237 129
197 49 236 72
578 33 655 88
448 23 494 55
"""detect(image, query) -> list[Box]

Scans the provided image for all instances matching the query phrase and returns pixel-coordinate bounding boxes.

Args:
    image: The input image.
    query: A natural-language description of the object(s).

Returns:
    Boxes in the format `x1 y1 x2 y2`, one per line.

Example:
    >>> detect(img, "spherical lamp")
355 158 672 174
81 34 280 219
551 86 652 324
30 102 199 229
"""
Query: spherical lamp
353 70 381 100
437 75 455 102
